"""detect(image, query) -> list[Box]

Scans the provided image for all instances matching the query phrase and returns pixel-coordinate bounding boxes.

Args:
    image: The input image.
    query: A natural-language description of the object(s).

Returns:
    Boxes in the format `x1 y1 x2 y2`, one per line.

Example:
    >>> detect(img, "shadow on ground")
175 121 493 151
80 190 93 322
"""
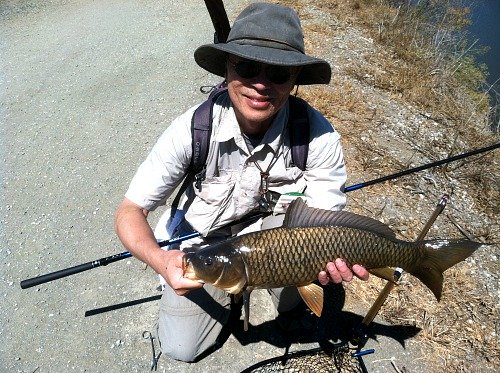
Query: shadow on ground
83 282 422 371
198 284 421 367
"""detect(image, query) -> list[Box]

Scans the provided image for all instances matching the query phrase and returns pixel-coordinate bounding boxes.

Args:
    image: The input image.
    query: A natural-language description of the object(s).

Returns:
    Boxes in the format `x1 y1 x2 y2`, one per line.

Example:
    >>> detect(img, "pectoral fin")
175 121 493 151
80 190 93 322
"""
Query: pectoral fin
297 283 324 317
368 267 399 283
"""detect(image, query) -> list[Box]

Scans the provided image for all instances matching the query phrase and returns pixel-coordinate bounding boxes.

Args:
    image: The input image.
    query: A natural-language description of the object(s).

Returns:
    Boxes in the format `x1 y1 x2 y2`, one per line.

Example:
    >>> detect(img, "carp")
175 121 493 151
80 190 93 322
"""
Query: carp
183 198 480 329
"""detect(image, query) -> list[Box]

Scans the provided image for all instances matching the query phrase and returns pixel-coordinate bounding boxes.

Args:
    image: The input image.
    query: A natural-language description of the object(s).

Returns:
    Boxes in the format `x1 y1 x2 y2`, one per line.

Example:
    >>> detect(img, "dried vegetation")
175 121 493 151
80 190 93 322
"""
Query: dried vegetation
276 0 499 371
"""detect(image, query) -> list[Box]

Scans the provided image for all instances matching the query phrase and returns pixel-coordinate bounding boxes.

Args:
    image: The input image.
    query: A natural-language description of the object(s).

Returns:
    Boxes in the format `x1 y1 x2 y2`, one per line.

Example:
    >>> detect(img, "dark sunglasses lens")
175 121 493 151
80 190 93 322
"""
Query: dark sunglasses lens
234 60 292 84
235 61 261 79
266 66 291 84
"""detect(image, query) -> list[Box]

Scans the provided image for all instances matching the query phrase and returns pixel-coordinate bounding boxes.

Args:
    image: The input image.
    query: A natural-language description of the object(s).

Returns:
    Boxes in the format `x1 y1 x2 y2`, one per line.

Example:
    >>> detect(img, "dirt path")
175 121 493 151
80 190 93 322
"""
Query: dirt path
0 1 475 372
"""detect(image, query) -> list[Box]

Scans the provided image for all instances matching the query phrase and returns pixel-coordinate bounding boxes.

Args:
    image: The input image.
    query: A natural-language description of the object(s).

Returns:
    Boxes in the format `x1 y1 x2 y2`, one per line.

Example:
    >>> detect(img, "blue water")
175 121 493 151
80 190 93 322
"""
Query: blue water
469 0 500 87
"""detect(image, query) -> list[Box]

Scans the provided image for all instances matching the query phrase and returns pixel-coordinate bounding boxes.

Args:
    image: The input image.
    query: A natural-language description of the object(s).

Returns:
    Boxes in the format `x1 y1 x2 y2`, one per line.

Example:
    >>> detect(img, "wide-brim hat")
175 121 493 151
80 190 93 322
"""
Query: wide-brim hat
194 2 331 85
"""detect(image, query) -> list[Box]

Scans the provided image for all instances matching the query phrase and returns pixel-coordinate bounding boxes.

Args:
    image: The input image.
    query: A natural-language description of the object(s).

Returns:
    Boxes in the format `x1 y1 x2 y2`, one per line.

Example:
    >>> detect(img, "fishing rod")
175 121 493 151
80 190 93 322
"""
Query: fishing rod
344 142 499 192
20 213 266 289
203 0 230 43
19 232 200 289
20 0 233 291
20 143 498 289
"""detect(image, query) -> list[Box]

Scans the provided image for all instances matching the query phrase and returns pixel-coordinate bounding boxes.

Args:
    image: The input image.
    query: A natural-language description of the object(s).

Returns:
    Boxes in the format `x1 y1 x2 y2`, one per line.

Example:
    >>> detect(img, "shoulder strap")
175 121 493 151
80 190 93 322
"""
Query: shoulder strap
191 96 214 180
169 83 227 216
288 95 309 171
191 82 228 185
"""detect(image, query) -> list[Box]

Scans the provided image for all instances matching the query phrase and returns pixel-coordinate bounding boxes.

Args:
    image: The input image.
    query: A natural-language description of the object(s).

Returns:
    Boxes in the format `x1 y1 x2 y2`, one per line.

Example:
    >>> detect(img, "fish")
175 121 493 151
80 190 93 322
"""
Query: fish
183 198 481 329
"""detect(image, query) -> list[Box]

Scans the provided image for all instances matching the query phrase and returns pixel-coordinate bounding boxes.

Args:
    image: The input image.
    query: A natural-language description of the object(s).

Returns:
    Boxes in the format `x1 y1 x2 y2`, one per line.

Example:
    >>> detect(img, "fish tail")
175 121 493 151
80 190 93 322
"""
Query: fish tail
411 239 481 301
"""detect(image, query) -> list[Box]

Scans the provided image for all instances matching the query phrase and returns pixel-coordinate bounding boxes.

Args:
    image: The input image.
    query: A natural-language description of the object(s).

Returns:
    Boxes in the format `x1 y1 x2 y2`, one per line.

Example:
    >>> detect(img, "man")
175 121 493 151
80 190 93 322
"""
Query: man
115 2 368 362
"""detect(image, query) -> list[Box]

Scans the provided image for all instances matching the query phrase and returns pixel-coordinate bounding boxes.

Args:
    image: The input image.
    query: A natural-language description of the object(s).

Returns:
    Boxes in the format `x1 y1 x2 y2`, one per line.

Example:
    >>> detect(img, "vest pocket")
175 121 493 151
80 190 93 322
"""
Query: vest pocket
185 174 237 235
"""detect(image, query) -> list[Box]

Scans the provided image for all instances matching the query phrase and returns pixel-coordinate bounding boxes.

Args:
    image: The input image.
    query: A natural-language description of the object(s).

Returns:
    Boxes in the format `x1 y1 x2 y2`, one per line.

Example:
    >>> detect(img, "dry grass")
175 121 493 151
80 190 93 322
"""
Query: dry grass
292 0 495 122
275 0 500 371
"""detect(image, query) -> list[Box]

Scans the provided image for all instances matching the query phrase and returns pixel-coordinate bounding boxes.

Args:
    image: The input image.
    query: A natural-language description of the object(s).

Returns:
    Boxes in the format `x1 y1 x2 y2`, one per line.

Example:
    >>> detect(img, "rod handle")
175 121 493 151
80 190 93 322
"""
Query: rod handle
20 252 132 289
21 262 96 289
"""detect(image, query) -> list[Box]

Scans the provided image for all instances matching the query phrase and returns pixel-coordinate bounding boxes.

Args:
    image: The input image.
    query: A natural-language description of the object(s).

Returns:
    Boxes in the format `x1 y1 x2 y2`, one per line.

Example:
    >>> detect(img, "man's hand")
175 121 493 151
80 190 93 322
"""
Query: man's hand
318 259 369 285
158 250 203 296
115 198 202 296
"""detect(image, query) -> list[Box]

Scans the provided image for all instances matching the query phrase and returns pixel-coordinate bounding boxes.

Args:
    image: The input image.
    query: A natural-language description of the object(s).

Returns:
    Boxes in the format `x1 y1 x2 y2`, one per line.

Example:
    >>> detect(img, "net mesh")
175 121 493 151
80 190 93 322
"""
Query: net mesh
242 344 364 373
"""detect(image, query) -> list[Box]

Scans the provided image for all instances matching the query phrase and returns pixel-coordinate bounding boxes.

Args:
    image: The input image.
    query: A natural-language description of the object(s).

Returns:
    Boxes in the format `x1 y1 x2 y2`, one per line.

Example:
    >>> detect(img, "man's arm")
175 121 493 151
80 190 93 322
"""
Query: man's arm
114 198 202 295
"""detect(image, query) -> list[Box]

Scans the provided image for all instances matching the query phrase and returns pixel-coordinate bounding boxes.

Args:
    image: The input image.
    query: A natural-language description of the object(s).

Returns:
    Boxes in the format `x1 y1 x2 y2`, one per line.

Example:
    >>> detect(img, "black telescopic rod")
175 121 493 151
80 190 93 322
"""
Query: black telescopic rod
20 213 267 289
203 0 231 43
20 252 132 290
19 233 200 289
21 2 234 291
344 142 499 192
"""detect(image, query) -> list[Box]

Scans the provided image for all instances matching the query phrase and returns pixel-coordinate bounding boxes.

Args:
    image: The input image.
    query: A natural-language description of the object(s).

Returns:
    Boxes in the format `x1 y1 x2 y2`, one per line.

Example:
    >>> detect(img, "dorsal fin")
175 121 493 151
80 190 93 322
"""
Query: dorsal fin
282 198 396 239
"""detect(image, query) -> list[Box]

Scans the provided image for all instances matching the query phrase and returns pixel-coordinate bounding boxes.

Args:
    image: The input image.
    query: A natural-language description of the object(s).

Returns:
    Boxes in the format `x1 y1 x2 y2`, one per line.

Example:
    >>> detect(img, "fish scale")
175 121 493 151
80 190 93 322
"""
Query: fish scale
238 226 419 289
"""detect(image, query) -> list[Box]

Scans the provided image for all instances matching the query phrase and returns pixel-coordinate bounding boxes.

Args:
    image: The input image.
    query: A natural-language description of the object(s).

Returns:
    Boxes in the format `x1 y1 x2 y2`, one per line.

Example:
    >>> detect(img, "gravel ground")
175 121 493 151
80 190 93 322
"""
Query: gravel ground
1 1 487 372
0 1 248 371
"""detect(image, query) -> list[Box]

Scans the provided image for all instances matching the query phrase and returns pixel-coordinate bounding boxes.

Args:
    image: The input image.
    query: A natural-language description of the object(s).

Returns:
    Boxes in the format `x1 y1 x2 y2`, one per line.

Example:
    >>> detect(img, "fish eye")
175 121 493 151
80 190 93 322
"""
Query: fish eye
204 257 213 266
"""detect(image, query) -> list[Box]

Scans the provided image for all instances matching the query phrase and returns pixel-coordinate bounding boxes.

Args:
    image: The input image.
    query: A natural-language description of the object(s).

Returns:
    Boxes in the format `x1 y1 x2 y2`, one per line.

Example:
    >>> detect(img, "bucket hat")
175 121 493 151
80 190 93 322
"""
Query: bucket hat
194 2 331 85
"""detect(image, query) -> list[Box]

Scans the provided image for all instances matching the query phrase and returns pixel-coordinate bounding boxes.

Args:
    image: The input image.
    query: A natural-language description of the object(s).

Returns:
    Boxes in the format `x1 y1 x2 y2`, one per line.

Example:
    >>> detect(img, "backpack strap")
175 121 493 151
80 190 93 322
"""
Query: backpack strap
169 84 227 216
288 95 309 171
191 83 228 187
191 96 214 190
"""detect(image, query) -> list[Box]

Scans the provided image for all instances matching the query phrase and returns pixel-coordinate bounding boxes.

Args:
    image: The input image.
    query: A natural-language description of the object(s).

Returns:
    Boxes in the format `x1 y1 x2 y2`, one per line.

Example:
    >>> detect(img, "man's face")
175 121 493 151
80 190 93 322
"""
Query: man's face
226 55 298 136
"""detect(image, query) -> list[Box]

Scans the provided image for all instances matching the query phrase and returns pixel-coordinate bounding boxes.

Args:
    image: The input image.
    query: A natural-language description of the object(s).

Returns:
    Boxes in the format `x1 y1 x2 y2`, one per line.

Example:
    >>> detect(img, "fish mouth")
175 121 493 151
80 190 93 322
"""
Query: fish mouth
182 255 200 281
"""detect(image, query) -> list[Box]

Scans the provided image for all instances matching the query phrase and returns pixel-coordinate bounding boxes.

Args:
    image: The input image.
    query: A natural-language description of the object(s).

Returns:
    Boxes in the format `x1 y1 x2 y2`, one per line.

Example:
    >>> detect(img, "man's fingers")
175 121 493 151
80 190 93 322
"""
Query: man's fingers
318 270 329 285
334 258 353 282
326 261 342 283
319 260 370 285
352 264 369 281
171 276 204 296
162 250 204 295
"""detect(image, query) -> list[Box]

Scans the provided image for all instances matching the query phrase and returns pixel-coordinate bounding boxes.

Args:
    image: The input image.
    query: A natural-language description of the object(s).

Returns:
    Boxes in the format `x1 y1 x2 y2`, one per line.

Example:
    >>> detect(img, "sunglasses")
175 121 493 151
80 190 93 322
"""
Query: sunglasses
227 59 295 85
